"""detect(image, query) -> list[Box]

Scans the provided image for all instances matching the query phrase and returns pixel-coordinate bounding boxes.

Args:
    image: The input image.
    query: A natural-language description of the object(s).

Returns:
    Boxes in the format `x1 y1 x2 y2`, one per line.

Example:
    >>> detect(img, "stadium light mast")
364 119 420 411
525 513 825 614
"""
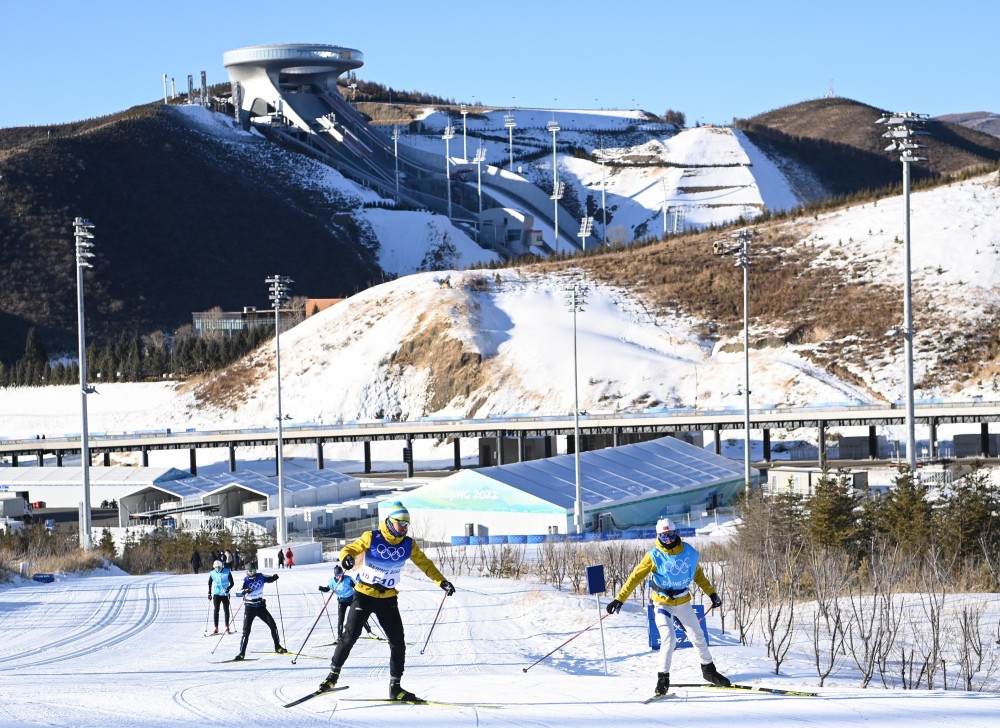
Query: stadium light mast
566 283 588 534
460 104 468 162
442 124 455 220
548 118 561 252
266 275 293 545
577 216 594 253
74 217 97 550
713 229 753 488
876 111 928 472
504 108 516 172
473 145 487 242
599 144 609 245
391 126 401 203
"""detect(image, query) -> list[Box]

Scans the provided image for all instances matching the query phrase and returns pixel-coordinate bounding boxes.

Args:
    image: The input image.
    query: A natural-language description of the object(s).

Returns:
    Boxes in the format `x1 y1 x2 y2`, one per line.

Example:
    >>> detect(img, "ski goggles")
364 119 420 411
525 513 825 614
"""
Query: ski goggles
658 529 677 542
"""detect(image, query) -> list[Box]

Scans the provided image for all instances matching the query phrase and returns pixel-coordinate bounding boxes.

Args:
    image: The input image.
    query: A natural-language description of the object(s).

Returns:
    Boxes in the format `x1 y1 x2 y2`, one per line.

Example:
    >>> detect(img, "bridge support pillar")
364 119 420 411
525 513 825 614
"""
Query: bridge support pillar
189 448 198 476
405 437 414 478
10 454 17 467
453 437 462 471
929 419 938 458
141 446 149 467
36 451 44 466
713 424 721 455
229 444 236 472
868 426 878 459
818 424 826 470
613 427 621 447
496 432 505 465
316 439 324 470
982 422 990 458
762 428 771 461
363 441 372 473
56 451 63 467
518 432 526 462
103 452 110 466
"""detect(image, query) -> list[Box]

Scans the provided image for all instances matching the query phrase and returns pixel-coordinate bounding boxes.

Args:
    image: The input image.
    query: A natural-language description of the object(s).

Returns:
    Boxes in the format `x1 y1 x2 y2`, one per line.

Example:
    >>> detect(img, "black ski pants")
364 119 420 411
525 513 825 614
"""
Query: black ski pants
331 593 405 677
239 601 281 654
212 594 231 629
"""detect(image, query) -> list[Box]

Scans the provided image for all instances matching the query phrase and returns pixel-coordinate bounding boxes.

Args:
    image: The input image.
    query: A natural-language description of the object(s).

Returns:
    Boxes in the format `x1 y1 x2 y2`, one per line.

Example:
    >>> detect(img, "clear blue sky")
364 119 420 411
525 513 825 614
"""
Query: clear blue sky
2 0 995 129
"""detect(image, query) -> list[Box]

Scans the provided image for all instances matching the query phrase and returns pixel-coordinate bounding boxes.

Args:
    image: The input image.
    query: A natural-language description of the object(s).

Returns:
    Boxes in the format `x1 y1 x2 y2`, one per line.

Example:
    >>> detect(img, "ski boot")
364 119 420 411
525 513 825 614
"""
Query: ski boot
655 671 670 696
318 668 340 692
274 645 288 654
701 662 731 687
389 677 421 702
212 627 219 635
233 653 245 661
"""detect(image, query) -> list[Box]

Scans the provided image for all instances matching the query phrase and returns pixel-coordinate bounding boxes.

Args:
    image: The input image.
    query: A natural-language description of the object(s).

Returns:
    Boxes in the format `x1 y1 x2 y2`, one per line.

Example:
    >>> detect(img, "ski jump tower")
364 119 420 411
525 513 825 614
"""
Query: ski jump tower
223 43 364 131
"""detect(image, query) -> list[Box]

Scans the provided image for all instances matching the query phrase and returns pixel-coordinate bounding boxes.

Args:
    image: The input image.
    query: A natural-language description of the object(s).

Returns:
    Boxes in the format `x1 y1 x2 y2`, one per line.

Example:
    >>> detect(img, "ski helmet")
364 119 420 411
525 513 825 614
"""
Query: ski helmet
656 517 678 543
213 560 223 569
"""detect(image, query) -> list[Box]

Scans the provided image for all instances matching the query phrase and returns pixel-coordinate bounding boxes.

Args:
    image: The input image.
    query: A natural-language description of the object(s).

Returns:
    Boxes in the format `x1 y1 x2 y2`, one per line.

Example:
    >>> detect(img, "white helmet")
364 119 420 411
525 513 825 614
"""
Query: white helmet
656 517 677 539
213 560 223 569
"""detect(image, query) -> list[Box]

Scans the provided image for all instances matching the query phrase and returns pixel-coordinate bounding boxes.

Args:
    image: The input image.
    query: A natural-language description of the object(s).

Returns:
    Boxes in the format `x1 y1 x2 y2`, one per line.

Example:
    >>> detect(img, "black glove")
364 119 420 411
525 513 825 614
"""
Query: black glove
709 593 723 609
606 599 623 615
341 555 355 570
319 585 330 593
207 595 212 601
273 574 279 580
440 580 455 596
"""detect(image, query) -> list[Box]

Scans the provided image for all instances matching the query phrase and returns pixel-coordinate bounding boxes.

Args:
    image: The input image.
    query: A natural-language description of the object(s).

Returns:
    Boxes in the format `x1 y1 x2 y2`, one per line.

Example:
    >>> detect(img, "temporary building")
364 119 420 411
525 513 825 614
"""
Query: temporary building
379 436 751 540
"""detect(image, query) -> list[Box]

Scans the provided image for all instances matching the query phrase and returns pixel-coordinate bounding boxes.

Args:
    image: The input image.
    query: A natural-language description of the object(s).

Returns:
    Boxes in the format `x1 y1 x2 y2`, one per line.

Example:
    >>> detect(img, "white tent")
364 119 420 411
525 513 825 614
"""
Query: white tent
383 436 750 540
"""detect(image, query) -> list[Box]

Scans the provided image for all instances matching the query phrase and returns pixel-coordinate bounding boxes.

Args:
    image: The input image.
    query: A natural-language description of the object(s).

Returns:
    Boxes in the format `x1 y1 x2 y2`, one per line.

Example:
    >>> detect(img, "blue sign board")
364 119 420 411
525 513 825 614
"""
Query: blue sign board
585 565 606 595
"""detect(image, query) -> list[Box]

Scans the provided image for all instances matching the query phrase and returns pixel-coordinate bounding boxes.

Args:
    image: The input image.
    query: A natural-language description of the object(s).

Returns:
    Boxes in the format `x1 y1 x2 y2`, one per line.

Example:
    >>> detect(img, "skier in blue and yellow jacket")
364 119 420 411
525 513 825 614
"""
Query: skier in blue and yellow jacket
318 564 374 640
606 517 730 696
317 501 455 702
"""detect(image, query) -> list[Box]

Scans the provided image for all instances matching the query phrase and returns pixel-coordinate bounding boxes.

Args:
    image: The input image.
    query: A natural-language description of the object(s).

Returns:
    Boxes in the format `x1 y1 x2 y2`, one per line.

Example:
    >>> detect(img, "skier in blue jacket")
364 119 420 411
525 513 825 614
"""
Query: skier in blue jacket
605 517 730 696
207 559 235 634
319 564 374 640
233 563 286 660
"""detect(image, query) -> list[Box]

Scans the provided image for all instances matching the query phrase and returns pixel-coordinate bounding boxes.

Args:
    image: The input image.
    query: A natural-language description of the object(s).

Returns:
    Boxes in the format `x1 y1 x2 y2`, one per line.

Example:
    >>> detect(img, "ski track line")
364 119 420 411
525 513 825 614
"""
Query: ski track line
0 578 163 670
172 686 228 725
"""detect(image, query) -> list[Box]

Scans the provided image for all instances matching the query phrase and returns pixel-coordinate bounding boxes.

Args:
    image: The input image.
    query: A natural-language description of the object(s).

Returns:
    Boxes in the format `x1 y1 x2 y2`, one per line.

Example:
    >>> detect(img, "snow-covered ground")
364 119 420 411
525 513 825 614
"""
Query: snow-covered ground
0 561 996 727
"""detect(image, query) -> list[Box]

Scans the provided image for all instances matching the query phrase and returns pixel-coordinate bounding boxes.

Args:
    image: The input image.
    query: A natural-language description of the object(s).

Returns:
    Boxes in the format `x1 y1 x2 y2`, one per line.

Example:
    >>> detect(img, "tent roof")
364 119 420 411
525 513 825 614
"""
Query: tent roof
0 466 188 487
126 468 356 499
469 436 748 509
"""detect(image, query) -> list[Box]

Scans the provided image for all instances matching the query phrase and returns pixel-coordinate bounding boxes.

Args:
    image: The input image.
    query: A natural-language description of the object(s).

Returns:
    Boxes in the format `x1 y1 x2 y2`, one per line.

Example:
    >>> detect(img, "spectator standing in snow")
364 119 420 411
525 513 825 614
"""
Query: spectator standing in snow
317 501 455 702
233 563 286 660
605 517 730 696
207 559 235 634
190 550 202 574
284 547 294 568
319 564 374 640
276 548 285 569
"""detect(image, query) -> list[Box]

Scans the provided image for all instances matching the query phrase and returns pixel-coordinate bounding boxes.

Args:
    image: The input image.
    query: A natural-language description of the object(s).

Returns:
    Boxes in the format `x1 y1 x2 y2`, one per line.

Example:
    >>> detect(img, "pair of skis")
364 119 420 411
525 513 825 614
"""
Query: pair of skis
282 686 499 709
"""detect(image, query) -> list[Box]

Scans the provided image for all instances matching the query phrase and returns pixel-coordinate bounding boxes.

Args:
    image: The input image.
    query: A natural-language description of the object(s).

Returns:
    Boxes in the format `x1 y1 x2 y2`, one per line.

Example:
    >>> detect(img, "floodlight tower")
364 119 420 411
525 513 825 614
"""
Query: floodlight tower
578 216 594 252
713 229 753 487
473 145 487 241
548 118 561 251
566 283 588 534
391 126 401 203
74 217 97 550
442 124 455 219
550 181 564 254
460 104 469 162
504 111 516 172
661 178 669 236
876 111 929 472
266 274 293 545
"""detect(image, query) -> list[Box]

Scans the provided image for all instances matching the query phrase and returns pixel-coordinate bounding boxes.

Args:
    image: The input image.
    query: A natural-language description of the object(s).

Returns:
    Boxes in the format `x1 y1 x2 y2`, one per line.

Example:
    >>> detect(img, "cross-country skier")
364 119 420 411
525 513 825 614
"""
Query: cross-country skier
317 501 455 701
207 559 234 634
605 517 730 696
233 563 287 660
318 564 374 640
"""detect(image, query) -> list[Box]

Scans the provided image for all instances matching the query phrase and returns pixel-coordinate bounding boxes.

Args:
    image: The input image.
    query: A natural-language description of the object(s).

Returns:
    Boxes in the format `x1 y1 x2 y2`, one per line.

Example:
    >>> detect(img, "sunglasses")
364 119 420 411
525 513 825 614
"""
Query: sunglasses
389 518 410 531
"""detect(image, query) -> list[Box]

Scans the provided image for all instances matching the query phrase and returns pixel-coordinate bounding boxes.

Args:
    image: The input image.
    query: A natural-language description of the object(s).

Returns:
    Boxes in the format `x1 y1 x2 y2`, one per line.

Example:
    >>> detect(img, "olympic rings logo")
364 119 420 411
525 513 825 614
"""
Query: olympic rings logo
375 544 406 560
663 557 691 576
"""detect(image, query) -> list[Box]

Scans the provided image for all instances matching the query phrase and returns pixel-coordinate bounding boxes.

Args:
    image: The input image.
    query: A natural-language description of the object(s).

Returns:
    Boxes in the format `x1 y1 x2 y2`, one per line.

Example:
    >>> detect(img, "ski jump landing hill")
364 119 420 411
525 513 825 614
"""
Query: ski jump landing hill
222 43 578 256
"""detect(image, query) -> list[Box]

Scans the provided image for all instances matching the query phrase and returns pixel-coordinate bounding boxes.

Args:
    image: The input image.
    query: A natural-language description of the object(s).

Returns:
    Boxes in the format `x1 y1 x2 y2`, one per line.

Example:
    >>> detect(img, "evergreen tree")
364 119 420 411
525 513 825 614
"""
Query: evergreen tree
935 465 1000 560
803 469 861 551
866 468 933 553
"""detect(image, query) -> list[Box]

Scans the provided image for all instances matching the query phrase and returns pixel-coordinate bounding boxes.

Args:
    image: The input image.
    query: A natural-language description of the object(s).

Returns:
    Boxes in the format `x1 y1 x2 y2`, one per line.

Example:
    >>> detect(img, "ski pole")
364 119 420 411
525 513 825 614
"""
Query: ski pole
203 598 212 636
212 599 244 654
418 592 449 655
523 613 611 673
274 580 286 648
292 591 335 665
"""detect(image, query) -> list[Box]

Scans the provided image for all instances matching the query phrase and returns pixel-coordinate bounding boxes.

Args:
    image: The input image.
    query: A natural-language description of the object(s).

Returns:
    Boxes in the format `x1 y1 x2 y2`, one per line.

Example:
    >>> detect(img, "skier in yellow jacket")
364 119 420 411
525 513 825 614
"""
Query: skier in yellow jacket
318 501 455 701
606 517 730 696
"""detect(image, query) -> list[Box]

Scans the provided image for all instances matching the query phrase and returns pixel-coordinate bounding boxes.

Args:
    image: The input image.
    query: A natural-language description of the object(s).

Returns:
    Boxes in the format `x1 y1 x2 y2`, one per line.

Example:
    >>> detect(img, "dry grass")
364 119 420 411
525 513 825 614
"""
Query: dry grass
184 355 270 410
